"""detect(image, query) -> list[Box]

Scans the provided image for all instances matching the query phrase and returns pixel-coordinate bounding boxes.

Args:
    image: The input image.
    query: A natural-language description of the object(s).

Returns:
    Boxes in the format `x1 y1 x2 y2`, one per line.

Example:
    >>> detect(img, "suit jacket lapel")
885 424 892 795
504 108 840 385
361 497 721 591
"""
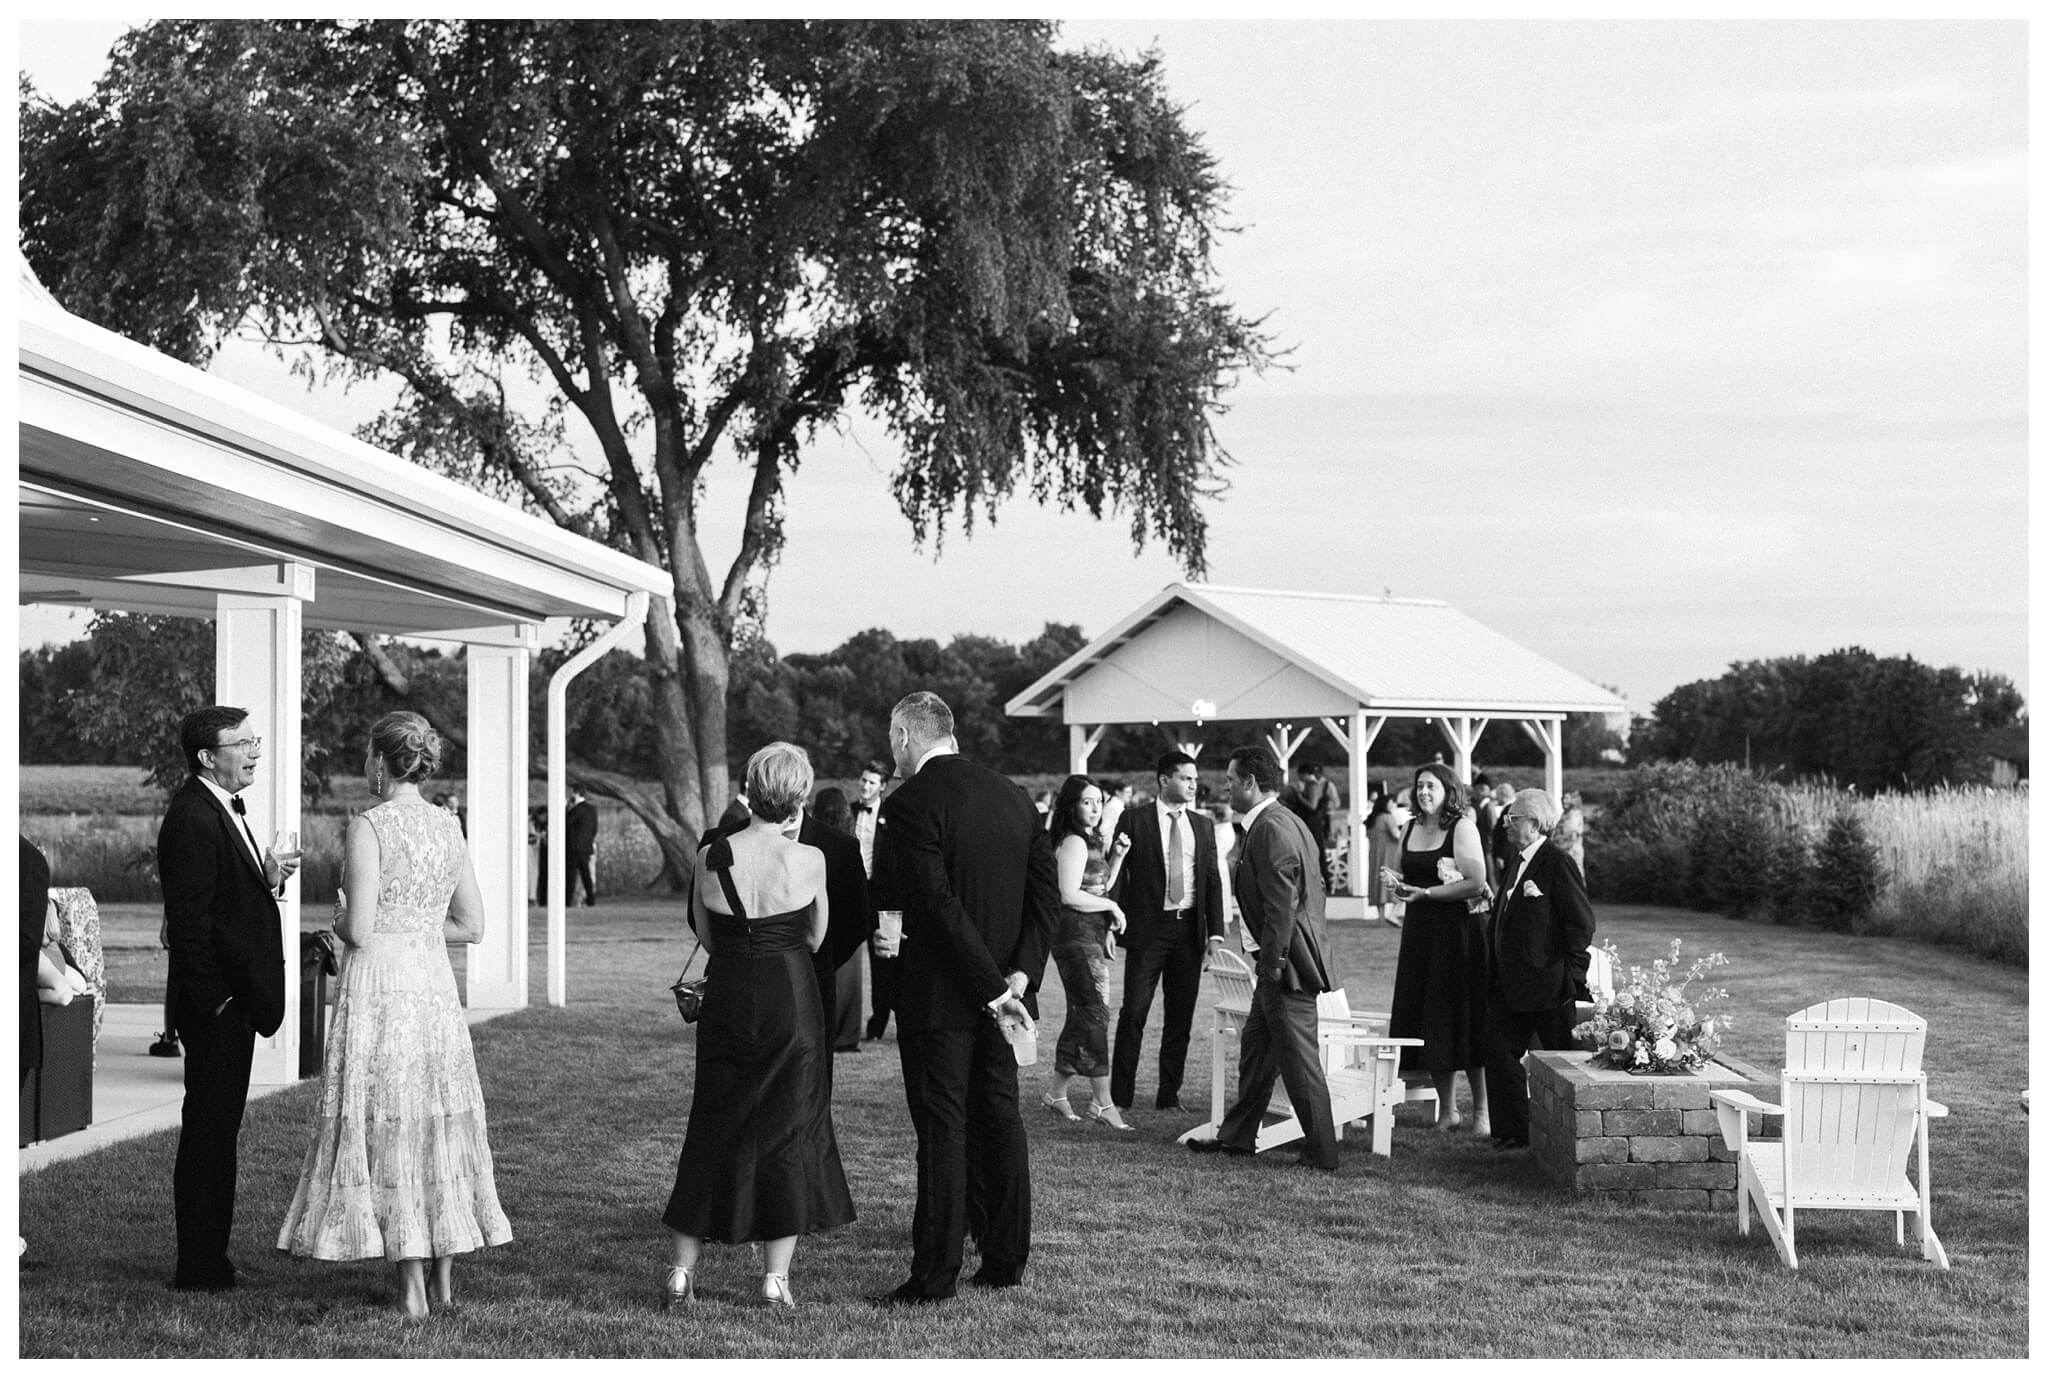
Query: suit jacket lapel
200 783 269 886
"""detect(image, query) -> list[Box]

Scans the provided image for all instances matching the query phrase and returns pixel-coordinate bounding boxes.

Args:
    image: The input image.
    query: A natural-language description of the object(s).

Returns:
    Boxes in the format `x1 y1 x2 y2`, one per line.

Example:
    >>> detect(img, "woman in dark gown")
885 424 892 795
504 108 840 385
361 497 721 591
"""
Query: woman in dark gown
1382 763 1492 1135
662 742 854 1309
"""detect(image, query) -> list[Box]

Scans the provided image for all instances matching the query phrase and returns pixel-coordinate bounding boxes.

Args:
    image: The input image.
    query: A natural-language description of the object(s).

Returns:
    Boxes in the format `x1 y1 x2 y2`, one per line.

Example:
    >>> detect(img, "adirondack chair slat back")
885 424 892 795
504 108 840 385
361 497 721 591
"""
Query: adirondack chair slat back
1210 949 1255 1013
1780 998 1928 1198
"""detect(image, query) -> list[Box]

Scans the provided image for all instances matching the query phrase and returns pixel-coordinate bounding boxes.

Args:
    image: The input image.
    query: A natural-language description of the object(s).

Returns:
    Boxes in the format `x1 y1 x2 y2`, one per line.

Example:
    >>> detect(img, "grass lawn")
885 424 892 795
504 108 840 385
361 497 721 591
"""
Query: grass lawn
19 900 2027 1357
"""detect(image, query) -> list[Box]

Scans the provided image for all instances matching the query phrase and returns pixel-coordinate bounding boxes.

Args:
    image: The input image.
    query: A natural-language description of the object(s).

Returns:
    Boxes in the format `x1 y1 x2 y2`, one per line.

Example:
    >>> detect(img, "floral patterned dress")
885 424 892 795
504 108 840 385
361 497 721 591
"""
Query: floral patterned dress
277 798 512 1262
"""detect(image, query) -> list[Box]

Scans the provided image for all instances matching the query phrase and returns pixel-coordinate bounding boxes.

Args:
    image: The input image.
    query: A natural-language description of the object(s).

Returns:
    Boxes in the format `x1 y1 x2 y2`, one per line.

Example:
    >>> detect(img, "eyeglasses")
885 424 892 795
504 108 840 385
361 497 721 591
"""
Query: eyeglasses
212 736 263 753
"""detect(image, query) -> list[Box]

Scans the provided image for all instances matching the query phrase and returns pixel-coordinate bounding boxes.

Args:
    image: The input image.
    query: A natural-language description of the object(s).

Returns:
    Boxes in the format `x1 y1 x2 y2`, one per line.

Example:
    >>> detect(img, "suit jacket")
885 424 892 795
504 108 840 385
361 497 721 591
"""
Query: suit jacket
1109 801 1225 952
1489 843 1596 1013
1232 801 1332 994
565 799 599 854
157 778 287 1036
877 754 1059 1034
798 811 874 971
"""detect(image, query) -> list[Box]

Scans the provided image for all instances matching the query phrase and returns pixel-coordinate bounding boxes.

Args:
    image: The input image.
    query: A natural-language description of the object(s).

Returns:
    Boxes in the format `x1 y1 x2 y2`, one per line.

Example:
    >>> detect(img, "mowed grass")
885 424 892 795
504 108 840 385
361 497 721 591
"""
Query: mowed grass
18 900 2027 1358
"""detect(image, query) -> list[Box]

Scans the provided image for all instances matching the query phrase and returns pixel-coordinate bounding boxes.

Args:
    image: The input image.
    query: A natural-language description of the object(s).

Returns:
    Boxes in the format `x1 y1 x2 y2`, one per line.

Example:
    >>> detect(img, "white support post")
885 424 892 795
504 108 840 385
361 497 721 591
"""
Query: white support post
1069 723 1108 775
1265 722 1314 774
1346 710 1386 898
215 565 311 1086
1519 717 1566 806
546 594 650 1008
465 635 535 1009
1433 715 1489 785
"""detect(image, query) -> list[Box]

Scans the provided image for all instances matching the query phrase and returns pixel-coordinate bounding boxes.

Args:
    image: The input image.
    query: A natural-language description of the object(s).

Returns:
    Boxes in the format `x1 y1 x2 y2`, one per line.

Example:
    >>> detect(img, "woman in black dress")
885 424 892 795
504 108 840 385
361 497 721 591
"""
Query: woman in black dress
661 742 854 1309
1382 763 1492 1135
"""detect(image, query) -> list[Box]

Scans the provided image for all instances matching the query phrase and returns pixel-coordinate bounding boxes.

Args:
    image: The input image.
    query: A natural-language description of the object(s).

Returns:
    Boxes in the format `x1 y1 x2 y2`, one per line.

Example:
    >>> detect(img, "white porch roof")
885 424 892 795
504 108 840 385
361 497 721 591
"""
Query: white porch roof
1005 583 1625 723
17 259 672 636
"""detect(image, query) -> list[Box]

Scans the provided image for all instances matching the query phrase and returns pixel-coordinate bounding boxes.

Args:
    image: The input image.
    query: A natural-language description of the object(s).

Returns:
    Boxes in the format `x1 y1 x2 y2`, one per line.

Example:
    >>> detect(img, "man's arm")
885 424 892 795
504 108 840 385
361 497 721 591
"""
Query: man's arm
824 833 873 968
1194 819 1227 943
1248 823 1306 984
883 793 1009 1004
1551 850 1597 986
1005 820 1061 995
157 801 230 1003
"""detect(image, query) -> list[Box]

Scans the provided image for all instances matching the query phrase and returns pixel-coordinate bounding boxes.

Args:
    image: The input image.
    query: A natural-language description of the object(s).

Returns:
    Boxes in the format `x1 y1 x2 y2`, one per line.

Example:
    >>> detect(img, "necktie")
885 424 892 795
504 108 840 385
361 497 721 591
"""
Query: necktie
229 795 263 865
1166 809 1185 908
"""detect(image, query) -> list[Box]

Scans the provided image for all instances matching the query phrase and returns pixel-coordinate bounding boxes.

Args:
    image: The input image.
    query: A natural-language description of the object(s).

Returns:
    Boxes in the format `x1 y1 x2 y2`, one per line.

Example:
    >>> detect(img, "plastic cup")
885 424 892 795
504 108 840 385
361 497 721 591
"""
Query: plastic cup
875 909 904 956
999 1013 1038 1066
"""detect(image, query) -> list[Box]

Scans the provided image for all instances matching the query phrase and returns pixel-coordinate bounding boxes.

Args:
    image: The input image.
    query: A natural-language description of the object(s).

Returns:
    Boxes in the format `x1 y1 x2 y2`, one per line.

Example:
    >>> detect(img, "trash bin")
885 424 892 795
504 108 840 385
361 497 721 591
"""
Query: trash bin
299 930 341 1079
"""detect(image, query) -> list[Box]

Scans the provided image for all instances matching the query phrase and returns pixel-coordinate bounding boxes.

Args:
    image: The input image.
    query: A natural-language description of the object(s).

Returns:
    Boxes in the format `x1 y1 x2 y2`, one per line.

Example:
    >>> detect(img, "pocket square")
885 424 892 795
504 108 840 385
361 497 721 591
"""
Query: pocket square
1521 880 1545 899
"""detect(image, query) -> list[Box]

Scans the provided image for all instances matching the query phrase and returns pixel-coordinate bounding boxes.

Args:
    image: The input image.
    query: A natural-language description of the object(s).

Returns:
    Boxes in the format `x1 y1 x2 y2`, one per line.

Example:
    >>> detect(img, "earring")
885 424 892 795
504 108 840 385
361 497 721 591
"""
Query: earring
371 763 385 795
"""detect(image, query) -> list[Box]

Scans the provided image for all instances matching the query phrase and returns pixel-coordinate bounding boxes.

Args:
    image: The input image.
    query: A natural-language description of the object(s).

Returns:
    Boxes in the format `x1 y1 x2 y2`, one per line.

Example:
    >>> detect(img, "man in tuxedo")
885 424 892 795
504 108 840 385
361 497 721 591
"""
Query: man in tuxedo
1108 750 1226 1115
565 789 599 905
157 706 296 1290
1189 745 1339 1171
1483 788 1596 1152
871 691 1058 1305
850 762 901 1041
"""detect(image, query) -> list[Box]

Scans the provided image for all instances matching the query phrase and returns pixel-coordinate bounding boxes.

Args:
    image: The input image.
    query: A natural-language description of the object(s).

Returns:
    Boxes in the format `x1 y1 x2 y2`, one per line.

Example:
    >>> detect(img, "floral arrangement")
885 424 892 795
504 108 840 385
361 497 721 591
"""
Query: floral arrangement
1573 938 1732 1074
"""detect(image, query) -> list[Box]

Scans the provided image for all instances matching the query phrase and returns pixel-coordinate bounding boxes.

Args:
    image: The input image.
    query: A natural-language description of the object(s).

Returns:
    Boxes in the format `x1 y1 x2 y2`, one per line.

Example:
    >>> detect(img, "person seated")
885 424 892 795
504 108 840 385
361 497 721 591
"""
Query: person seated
36 904 89 1006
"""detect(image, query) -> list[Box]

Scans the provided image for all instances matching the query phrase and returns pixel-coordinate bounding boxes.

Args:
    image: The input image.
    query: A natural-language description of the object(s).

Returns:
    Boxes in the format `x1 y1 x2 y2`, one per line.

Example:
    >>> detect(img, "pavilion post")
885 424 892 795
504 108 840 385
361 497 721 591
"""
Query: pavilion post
1519 717 1565 806
465 635 535 1009
1069 723 1108 774
216 566 312 1086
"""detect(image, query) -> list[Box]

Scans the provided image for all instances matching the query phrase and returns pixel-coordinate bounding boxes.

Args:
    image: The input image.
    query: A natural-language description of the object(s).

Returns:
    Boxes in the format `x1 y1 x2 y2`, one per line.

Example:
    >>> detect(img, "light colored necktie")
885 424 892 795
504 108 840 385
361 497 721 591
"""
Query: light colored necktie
1167 810 1185 907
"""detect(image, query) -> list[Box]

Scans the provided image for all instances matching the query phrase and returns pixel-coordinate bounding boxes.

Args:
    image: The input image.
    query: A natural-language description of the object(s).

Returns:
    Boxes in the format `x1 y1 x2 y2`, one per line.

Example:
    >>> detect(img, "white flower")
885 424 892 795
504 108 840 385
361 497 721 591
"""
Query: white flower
1654 1037 1678 1062
1607 1030 1631 1052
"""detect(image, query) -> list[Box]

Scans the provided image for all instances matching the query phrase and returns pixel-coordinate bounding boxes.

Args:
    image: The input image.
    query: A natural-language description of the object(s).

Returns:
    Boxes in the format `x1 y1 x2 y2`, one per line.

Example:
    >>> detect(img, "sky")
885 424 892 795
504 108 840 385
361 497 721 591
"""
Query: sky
12 16 2032 716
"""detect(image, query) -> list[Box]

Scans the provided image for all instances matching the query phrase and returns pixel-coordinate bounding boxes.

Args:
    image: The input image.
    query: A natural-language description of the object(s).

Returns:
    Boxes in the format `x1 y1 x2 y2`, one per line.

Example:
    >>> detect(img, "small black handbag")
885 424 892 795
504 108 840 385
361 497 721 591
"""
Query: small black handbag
670 851 745 1023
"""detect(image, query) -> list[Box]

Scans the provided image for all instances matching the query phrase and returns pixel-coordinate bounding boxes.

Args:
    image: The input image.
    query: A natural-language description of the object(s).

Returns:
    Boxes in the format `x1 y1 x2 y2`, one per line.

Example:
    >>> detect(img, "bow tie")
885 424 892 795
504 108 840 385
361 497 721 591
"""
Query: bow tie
230 796 248 816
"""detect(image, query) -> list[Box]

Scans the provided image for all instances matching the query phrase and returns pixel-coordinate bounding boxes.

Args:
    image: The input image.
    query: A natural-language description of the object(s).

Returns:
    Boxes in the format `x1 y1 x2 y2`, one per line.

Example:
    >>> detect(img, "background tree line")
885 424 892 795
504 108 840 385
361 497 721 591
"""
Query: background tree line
1634 647 2025 792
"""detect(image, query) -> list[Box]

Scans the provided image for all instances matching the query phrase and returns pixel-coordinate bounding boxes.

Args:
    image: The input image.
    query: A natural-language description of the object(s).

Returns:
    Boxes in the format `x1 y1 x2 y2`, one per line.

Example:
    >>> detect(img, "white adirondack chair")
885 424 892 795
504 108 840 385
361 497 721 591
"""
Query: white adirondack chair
1709 997 1949 1270
1178 950 1421 1157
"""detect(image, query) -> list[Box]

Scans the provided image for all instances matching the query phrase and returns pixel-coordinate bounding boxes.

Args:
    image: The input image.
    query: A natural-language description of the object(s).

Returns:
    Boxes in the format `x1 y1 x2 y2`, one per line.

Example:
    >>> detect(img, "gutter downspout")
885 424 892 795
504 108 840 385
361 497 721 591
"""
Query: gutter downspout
545 591 650 1007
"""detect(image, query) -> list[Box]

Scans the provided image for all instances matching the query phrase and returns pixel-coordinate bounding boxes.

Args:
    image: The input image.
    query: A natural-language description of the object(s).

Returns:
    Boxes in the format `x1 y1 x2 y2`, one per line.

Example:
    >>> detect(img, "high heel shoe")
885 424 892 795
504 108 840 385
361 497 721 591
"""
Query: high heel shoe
1040 1092 1081 1121
1088 1102 1135 1132
662 1265 694 1310
762 1273 795 1308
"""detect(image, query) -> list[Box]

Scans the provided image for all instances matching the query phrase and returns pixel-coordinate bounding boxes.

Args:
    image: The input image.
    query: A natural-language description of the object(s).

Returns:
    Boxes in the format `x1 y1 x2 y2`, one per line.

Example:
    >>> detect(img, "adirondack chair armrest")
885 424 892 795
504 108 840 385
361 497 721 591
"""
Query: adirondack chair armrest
1708 1087 1783 1150
1922 1098 1948 1118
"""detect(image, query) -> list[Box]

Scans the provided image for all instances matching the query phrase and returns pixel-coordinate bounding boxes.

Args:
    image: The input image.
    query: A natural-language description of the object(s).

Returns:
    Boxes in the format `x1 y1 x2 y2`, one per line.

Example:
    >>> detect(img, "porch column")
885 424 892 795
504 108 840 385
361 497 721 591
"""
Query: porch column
215 565 312 1086
1265 722 1314 774
465 634 535 1008
1432 715 1490 786
1068 723 1108 775
1328 710 1385 898
1519 717 1566 806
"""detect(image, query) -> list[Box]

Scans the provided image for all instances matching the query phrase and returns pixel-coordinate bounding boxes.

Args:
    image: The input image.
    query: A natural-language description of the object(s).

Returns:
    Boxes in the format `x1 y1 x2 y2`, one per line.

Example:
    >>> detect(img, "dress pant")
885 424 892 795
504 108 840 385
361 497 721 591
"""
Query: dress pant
1109 915 1204 1109
1216 980 1338 1168
896 1021 1031 1297
567 851 597 905
1481 988 1577 1142
172 995 256 1288
832 955 863 1050
867 949 901 1038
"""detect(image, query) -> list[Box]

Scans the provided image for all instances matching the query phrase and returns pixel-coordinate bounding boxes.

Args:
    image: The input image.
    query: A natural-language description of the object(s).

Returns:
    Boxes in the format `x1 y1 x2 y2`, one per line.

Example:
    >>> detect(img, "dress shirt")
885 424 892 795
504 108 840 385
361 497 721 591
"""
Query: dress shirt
1507 837 1544 894
851 801 878 875
197 775 265 872
1156 803 1198 912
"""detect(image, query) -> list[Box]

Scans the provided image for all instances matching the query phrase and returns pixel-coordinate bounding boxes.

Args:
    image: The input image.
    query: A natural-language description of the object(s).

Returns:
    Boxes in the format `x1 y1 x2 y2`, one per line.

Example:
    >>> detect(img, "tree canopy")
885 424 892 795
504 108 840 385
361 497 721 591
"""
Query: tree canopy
21 19 1266 878
1633 648 2025 791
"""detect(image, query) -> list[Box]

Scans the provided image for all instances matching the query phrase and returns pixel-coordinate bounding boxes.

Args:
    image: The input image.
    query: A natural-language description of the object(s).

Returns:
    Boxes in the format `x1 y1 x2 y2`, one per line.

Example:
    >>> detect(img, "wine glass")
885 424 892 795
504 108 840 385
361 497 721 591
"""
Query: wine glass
272 829 302 864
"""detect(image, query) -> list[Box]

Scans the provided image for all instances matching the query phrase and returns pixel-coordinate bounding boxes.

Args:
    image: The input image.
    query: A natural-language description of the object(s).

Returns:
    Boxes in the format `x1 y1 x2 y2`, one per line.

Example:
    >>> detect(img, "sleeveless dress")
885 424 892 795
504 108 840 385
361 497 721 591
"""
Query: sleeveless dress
662 840 855 1243
1049 834 1114 1077
277 798 512 1261
1385 820 1490 1074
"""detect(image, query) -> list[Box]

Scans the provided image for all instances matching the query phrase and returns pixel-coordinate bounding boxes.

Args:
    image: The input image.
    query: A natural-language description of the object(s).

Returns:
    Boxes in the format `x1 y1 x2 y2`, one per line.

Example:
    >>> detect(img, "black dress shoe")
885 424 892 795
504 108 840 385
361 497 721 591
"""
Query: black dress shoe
1187 1137 1252 1156
833 1043 862 1054
1155 1098 1184 1112
968 1268 1022 1290
869 1283 947 1308
149 1034 181 1058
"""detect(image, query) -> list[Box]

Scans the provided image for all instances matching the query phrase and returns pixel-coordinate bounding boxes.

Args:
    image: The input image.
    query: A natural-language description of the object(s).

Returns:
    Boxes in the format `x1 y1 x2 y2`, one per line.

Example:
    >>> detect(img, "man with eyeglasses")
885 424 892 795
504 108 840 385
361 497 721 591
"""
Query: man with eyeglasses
157 706 299 1291
1482 788 1596 1152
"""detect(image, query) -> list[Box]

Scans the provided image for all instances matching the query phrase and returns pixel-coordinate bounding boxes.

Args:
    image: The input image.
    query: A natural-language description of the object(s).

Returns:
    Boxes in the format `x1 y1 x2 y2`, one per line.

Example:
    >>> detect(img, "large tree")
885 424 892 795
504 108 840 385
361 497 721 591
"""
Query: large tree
20 20 1266 878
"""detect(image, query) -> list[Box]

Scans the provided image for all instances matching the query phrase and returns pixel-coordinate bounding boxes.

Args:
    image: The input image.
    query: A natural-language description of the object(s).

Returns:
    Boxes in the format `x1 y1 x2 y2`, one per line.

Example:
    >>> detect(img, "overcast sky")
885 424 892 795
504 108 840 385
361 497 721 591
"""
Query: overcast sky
14 17 2030 714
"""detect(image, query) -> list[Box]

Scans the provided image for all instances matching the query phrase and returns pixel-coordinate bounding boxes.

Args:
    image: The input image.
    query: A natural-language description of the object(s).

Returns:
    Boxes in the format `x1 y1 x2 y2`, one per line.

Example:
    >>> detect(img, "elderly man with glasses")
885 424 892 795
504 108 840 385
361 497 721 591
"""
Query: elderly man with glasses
1482 788 1596 1152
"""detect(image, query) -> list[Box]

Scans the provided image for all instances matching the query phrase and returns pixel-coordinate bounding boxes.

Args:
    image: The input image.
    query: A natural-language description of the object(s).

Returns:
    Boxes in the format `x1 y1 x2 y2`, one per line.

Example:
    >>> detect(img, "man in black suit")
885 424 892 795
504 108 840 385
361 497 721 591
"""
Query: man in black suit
1483 788 1596 1151
157 706 295 1290
870 691 1058 1306
1189 745 1339 1171
850 763 902 1041
1108 750 1226 1115
565 789 599 905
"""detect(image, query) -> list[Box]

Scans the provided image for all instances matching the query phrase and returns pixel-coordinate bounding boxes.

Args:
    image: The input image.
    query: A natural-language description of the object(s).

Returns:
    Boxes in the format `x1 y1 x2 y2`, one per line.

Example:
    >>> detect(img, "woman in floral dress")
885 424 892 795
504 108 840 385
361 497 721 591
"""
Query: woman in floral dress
277 712 511 1320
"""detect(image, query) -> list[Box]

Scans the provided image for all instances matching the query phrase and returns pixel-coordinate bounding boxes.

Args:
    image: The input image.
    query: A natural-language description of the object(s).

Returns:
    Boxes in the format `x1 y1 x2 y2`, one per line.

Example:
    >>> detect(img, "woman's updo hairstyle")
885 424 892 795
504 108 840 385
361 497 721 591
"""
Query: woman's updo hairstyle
370 711 443 784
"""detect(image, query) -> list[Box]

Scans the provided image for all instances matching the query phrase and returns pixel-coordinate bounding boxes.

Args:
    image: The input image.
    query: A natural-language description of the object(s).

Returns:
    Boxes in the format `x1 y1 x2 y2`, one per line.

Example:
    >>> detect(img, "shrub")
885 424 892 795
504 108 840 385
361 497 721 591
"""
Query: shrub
1805 811 1884 932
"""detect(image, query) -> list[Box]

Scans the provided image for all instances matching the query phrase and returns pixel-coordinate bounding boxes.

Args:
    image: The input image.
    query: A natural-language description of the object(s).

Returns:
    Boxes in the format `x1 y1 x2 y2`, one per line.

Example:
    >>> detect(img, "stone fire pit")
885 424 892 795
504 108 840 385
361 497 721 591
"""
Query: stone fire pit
1526 1050 1775 1210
